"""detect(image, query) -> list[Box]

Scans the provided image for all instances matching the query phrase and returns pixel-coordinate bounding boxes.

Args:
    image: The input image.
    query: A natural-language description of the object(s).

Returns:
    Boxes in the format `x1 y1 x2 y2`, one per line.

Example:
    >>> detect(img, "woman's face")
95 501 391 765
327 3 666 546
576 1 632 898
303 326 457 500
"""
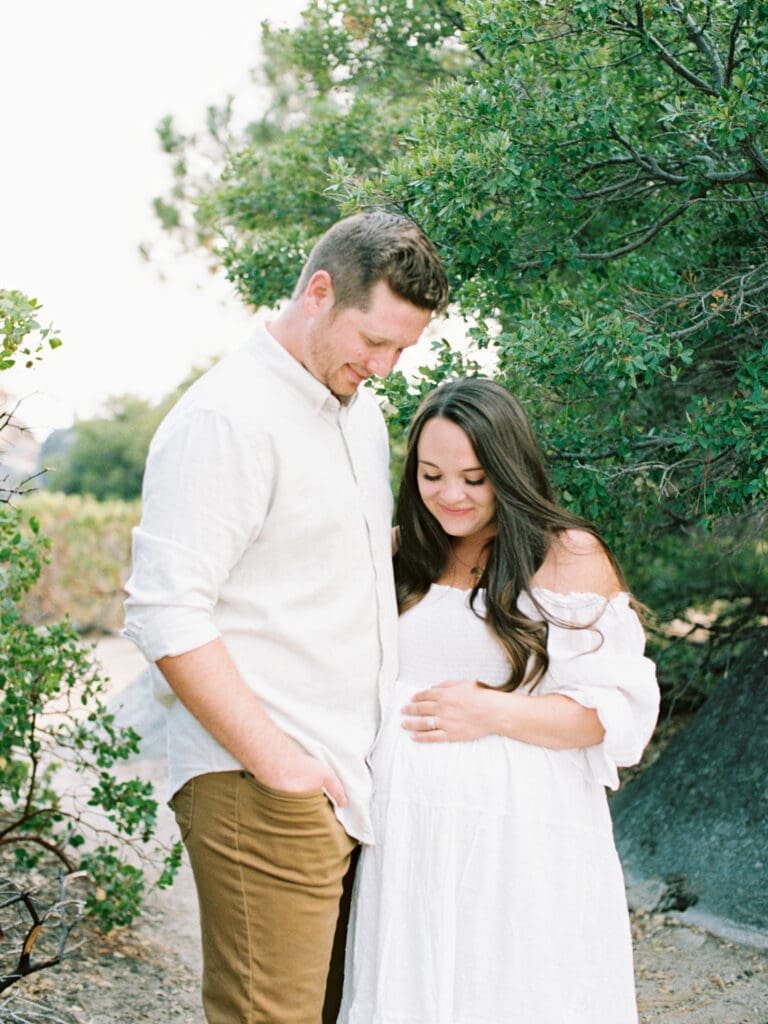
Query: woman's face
416 416 496 541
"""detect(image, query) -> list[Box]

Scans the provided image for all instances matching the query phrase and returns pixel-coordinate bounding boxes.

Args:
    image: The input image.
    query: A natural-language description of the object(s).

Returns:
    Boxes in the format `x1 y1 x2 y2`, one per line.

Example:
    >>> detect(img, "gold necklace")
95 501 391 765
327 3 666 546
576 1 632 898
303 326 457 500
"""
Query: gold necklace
451 549 485 579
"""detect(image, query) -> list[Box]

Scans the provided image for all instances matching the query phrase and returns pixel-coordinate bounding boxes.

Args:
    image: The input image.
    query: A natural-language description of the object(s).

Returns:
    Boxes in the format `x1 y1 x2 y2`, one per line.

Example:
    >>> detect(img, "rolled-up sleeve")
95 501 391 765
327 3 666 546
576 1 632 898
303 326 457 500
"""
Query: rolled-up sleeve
123 406 273 662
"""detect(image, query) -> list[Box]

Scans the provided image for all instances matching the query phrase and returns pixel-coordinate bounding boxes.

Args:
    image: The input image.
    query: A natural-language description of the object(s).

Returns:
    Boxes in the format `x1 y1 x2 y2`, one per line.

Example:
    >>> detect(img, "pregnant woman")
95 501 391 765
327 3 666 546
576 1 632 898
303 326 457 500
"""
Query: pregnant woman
338 378 659 1024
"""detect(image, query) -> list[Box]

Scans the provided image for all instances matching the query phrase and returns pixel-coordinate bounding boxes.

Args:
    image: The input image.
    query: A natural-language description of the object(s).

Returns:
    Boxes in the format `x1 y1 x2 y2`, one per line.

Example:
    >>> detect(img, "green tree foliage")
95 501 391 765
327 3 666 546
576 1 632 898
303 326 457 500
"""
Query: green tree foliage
44 365 210 501
337 1 768 537
46 396 161 502
153 0 768 710
150 0 470 305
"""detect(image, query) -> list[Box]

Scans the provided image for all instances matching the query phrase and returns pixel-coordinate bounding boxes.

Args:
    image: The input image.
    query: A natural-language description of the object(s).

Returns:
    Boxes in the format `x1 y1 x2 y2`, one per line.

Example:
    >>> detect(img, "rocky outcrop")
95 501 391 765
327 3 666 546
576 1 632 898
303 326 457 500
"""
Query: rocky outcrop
612 630 768 939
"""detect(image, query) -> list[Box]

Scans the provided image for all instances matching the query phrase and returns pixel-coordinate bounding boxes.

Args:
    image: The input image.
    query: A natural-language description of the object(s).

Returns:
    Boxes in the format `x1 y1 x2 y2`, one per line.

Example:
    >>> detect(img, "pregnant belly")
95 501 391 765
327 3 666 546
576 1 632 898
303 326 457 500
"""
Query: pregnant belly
371 678 611 831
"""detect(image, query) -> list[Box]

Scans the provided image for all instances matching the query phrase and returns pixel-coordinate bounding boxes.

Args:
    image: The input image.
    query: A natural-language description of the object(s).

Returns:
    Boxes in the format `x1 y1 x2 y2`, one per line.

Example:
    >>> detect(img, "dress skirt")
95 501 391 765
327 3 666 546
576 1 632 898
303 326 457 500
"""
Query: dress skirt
338 585 660 1023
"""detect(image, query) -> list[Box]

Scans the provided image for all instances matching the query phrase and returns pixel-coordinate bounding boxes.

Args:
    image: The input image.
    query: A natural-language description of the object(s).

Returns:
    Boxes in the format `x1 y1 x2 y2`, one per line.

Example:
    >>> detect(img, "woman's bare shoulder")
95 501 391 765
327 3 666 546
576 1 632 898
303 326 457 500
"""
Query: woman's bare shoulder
531 529 623 597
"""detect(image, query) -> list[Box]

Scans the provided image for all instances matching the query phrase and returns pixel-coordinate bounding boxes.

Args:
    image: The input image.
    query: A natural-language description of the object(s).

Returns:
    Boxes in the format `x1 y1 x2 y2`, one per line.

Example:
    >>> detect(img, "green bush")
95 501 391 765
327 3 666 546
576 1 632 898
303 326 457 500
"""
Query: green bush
0 502 180 932
1 293 178 946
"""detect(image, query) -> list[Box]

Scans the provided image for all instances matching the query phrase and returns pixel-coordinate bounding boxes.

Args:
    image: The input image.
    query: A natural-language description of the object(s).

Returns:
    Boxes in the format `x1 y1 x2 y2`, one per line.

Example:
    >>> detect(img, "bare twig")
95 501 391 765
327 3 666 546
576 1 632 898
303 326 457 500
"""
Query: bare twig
632 261 768 340
0 873 86 996
0 993 75 1024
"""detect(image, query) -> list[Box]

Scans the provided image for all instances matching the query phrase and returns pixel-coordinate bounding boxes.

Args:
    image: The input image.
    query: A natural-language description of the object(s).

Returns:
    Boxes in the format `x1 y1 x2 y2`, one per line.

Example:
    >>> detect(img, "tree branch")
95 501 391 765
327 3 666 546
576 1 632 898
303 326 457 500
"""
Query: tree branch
575 201 692 260
635 261 768 339
574 172 646 200
0 835 77 873
608 124 688 183
668 0 725 93
684 155 765 184
574 155 637 179
641 27 718 95
746 137 768 178
548 433 684 462
725 10 745 86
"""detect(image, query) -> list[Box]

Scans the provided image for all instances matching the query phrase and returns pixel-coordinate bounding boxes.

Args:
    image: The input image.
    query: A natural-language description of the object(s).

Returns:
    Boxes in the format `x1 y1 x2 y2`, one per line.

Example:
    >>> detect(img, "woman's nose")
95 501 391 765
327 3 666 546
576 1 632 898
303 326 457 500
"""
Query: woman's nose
441 477 466 503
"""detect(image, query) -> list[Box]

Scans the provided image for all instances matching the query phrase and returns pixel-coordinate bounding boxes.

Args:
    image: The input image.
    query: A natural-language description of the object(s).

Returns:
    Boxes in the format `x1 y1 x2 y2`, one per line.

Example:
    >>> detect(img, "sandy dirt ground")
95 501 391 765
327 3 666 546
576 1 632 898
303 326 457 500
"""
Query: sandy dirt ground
8 637 768 1024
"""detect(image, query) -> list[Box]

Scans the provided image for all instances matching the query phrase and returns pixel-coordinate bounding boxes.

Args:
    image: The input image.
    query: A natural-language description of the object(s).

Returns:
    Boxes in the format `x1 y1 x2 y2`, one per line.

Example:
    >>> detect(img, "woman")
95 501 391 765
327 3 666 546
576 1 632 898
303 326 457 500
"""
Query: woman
338 378 659 1024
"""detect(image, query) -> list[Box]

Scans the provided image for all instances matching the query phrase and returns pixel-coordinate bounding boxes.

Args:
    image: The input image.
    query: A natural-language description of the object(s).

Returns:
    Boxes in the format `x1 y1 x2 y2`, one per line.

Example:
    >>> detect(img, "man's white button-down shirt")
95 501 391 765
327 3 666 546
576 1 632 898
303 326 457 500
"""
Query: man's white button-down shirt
123 323 398 842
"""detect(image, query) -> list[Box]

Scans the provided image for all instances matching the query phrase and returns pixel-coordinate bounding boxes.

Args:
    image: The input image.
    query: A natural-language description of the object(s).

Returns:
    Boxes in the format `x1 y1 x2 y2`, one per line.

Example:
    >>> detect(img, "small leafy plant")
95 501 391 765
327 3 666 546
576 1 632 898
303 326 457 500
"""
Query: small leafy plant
0 291 61 373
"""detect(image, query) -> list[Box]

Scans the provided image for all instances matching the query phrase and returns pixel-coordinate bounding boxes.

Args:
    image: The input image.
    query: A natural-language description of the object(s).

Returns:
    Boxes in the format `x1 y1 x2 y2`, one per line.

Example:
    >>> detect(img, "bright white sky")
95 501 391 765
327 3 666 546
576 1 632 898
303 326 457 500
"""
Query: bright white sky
1 0 309 438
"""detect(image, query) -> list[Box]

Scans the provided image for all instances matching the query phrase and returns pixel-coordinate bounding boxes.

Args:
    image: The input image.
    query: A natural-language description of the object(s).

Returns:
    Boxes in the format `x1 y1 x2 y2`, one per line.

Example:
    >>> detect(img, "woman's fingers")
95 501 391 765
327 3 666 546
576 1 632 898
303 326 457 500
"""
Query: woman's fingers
401 698 437 717
400 680 492 743
408 679 468 703
401 706 439 728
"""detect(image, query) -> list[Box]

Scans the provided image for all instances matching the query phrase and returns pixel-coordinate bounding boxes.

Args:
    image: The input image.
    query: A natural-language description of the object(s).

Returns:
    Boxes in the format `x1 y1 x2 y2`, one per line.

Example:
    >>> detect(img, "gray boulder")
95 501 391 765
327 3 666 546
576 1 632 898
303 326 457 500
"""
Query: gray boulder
612 630 768 937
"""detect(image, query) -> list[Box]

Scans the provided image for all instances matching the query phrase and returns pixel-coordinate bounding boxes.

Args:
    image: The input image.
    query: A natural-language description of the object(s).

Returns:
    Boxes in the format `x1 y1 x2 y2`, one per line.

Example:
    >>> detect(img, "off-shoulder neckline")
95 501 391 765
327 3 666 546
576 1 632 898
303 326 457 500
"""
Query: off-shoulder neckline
528 586 629 603
430 582 629 603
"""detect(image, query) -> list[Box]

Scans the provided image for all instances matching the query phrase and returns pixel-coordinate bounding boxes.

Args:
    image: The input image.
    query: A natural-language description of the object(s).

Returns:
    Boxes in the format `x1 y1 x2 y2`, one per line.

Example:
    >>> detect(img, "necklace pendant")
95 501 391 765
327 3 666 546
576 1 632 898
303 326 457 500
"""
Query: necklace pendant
470 566 483 578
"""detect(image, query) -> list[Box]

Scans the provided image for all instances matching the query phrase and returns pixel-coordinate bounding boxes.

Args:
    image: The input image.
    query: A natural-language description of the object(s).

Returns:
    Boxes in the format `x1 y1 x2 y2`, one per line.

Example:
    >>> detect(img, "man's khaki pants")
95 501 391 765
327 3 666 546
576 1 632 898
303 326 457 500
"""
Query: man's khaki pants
171 770 358 1024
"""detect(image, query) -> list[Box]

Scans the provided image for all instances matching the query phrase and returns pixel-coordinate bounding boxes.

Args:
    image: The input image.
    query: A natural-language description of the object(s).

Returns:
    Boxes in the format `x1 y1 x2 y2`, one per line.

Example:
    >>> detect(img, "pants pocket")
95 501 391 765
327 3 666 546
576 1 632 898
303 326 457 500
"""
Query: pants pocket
169 777 195 841
241 769 325 804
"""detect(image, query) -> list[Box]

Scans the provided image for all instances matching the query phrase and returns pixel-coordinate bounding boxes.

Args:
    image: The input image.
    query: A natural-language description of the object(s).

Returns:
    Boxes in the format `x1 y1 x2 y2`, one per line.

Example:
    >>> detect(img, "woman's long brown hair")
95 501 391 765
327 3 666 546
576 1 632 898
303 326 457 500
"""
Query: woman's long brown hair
394 378 630 691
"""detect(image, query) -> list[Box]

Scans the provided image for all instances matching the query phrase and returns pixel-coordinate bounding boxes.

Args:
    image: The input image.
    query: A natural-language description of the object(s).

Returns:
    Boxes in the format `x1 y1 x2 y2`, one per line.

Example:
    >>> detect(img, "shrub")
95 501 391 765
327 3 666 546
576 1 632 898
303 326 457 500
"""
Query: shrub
0 503 180 933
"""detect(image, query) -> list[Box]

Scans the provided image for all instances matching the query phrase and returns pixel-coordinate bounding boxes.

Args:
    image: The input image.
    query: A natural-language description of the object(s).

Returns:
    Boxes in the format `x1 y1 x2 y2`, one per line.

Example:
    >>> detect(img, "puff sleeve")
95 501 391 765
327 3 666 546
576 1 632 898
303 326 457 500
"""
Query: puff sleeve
524 590 660 790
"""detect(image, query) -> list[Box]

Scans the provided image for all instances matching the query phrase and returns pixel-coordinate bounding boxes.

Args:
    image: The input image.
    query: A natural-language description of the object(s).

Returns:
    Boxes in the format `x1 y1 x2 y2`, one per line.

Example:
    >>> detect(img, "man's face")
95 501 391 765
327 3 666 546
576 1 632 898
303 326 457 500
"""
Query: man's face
304 277 432 399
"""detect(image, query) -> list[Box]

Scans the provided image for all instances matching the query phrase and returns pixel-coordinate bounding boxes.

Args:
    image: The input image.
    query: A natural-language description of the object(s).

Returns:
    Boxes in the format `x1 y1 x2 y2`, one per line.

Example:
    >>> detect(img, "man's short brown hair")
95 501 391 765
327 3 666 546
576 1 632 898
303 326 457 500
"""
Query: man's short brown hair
292 211 449 314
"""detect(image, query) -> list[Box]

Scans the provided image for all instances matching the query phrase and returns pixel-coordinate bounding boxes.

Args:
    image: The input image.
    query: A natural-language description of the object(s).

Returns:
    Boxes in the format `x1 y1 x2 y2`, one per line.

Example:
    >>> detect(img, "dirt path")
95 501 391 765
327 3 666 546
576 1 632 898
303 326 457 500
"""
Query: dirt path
12 637 768 1023
19 895 768 1024
632 913 768 1022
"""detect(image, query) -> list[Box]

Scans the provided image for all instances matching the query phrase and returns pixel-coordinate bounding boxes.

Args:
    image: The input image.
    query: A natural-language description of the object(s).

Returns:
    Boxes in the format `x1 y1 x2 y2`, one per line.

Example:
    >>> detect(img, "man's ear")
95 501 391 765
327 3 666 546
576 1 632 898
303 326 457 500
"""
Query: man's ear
303 270 335 314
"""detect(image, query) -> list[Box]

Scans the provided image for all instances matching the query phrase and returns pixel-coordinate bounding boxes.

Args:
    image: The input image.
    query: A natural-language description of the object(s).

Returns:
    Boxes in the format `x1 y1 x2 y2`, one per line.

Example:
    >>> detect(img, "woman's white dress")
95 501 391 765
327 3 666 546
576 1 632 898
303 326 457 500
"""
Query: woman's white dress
338 584 659 1024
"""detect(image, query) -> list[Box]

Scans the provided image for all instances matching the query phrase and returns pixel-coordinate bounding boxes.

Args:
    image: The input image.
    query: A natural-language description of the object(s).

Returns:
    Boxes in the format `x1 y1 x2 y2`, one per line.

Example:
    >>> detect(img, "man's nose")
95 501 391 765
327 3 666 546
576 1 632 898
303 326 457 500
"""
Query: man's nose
366 349 400 377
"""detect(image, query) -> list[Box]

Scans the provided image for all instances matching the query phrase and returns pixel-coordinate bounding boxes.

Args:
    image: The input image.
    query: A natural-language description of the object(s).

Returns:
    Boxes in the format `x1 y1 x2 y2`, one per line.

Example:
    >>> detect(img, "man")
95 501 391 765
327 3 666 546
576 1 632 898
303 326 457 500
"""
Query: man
123 211 449 1023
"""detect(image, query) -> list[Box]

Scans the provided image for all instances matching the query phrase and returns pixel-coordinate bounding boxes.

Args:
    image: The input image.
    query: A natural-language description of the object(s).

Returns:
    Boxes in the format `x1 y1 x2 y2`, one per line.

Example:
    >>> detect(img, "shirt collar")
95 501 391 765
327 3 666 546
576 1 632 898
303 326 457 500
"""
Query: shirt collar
246 321 359 418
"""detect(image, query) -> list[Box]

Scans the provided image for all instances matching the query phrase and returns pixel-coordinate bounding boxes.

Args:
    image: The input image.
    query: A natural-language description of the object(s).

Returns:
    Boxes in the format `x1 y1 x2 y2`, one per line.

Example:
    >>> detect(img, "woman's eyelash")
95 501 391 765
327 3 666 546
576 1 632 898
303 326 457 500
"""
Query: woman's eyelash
421 473 486 485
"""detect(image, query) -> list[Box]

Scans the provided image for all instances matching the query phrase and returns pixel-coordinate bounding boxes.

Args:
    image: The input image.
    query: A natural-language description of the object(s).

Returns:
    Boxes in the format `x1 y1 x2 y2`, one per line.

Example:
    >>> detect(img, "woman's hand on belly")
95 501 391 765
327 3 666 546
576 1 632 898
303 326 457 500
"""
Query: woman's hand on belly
401 679 496 743
403 681 606 751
